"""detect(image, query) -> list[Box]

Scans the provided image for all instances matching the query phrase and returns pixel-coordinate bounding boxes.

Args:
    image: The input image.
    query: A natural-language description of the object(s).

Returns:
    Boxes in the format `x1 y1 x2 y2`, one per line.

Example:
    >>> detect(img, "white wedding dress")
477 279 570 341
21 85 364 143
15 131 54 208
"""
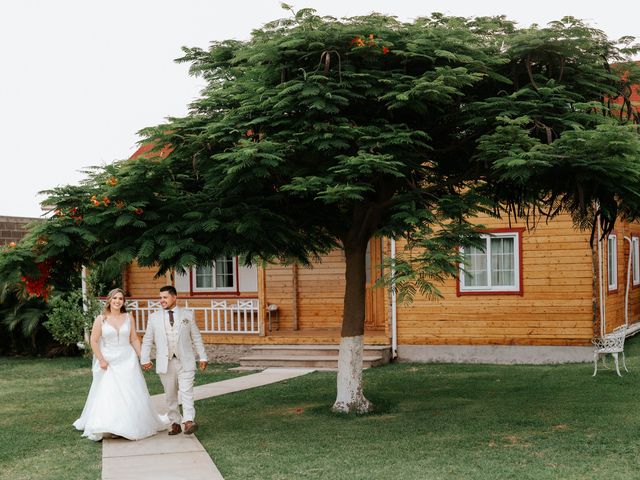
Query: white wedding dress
73 316 169 441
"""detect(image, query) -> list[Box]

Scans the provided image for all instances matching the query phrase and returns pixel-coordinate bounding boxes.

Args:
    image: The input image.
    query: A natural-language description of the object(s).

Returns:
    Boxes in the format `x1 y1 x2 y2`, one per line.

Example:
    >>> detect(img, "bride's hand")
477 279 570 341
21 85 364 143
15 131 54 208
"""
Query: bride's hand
99 359 109 370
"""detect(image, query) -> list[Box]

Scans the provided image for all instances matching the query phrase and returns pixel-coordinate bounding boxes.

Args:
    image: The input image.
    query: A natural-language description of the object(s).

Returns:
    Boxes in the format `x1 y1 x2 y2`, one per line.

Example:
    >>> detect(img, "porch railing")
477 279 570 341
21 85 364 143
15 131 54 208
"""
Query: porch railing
101 299 261 334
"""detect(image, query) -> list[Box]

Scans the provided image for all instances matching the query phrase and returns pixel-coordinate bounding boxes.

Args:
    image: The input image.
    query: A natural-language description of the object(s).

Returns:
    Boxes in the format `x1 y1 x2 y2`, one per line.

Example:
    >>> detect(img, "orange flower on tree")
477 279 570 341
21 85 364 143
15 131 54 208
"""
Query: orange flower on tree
90 195 101 207
350 36 365 47
134 208 144 215
54 209 63 217
116 200 125 209
106 177 118 186
8 241 16 248
350 34 389 54
103 196 111 206
246 129 254 137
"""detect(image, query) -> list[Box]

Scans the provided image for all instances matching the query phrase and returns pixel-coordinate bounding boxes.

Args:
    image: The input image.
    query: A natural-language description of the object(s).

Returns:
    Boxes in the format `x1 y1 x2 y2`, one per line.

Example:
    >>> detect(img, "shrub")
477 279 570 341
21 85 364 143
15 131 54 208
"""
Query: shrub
44 290 100 348
0 284 53 355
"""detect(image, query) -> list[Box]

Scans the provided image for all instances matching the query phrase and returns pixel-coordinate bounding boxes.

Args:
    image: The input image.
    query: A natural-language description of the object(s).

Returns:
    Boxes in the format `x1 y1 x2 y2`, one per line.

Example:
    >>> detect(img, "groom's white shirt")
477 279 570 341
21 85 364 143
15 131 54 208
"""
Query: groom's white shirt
140 306 208 374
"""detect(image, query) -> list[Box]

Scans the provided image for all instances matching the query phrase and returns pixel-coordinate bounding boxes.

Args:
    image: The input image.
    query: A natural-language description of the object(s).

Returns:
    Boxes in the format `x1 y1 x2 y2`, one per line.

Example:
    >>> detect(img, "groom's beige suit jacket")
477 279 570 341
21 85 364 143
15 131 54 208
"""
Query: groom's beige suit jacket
140 306 208 374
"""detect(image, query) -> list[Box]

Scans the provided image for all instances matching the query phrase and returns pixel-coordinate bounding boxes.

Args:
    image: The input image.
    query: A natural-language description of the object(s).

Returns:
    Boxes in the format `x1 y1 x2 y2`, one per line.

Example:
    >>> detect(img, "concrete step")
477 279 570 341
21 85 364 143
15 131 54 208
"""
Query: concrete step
238 344 392 369
238 354 386 369
228 366 341 372
250 344 390 357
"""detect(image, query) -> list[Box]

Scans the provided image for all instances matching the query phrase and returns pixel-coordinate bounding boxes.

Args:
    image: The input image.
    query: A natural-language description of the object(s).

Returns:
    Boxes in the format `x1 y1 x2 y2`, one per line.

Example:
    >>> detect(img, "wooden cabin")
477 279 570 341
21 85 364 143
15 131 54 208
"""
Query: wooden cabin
120 210 640 365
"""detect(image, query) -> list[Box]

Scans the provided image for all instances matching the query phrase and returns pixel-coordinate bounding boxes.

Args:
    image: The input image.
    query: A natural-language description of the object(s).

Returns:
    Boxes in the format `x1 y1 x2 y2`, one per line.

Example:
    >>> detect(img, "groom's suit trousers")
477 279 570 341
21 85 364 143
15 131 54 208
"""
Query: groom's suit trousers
159 357 196 424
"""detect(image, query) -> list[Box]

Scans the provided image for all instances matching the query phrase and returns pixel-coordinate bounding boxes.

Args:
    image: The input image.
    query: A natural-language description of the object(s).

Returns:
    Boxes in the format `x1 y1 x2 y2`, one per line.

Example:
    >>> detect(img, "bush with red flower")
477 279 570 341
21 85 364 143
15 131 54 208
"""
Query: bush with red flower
21 259 53 300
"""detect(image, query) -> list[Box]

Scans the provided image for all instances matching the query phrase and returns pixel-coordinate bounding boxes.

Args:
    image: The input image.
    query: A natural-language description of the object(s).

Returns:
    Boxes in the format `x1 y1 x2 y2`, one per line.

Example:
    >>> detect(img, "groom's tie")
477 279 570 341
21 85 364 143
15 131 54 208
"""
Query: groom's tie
168 310 174 327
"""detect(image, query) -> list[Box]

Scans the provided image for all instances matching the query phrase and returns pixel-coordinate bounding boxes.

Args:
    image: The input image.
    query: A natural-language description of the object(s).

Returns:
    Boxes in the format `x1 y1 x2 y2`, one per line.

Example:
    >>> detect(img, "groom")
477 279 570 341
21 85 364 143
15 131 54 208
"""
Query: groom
141 285 208 435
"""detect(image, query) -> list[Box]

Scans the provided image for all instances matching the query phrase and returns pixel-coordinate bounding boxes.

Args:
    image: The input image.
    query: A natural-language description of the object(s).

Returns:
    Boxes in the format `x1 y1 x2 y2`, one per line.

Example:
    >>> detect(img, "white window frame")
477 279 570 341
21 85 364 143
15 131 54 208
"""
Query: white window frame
632 236 640 287
459 231 521 293
607 235 618 291
191 257 237 293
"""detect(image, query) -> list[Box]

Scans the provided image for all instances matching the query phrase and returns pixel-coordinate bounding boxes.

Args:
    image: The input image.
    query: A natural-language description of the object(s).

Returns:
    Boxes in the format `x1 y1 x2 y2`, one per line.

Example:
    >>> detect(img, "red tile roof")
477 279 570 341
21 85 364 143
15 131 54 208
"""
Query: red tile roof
129 142 174 160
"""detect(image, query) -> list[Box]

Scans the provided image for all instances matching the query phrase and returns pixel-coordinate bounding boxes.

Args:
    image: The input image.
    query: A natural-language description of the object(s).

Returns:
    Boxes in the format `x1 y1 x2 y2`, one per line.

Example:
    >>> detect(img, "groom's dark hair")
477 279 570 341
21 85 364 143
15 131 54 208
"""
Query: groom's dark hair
160 285 177 296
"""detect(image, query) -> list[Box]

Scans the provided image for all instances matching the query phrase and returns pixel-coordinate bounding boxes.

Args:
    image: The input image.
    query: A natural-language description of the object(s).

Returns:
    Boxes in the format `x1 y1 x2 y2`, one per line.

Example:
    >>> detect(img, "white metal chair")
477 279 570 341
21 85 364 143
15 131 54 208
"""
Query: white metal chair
592 325 628 376
593 235 632 377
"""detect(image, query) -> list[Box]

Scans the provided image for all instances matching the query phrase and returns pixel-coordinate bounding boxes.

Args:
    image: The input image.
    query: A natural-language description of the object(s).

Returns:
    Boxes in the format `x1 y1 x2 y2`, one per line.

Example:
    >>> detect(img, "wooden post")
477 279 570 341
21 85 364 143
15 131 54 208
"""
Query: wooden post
292 264 299 331
258 264 267 336
121 266 129 296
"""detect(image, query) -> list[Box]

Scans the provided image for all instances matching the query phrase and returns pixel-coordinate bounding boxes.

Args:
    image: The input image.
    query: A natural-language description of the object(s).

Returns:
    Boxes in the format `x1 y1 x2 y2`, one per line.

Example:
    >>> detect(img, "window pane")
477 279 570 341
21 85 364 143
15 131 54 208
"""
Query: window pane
195 265 213 289
463 244 488 287
215 257 235 288
634 239 640 284
608 237 617 288
491 237 515 286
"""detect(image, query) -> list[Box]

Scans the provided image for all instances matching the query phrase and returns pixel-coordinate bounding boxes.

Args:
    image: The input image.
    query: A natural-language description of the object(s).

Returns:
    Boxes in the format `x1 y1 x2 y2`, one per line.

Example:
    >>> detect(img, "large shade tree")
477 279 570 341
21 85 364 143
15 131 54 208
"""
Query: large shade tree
2 8 640 412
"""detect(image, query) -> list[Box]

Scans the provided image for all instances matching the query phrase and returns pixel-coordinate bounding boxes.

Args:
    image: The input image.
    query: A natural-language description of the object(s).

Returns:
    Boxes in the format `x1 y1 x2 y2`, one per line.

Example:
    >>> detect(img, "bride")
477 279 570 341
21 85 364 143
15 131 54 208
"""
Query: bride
74 288 168 441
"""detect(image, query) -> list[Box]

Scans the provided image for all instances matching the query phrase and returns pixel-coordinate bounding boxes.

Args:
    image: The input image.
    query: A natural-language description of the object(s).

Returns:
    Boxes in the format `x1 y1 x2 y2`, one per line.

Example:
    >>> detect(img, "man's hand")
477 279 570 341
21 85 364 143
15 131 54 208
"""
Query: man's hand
141 362 153 371
199 361 208 372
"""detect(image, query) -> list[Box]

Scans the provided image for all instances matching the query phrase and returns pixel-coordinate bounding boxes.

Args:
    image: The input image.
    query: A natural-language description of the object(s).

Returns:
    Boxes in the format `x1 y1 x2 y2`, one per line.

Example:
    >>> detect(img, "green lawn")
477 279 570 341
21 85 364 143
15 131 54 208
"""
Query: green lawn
198 338 640 480
0 356 243 480
2 339 640 480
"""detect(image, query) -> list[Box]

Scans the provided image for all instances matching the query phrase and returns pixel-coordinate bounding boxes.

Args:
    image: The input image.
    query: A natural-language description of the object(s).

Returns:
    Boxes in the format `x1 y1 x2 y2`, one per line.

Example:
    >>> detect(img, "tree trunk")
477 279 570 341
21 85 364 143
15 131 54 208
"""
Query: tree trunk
332 240 373 413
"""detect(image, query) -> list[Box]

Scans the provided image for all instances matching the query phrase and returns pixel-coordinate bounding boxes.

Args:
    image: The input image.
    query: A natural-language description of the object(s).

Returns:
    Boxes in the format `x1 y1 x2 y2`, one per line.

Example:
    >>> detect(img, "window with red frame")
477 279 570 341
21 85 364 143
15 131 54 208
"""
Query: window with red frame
192 257 236 292
459 231 521 293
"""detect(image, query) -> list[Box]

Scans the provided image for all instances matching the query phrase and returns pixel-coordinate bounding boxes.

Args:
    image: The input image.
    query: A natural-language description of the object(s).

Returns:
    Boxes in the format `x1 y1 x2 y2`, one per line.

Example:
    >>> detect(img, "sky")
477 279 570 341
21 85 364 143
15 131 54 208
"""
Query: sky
1 1 638 218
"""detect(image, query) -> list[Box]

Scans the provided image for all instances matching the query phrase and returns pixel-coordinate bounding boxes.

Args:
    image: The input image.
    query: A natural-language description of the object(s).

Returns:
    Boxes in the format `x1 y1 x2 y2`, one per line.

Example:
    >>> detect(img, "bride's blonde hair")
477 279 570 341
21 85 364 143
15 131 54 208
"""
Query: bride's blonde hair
102 288 128 316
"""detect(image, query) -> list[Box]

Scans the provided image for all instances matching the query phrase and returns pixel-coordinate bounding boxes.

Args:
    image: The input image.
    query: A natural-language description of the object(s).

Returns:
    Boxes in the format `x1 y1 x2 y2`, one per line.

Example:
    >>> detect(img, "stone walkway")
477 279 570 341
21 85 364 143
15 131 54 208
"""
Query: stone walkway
101 368 315 480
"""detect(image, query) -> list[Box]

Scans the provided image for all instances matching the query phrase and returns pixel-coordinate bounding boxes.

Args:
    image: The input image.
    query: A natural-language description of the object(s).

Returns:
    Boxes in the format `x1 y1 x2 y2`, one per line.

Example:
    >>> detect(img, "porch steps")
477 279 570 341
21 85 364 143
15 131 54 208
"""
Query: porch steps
238 344 392 370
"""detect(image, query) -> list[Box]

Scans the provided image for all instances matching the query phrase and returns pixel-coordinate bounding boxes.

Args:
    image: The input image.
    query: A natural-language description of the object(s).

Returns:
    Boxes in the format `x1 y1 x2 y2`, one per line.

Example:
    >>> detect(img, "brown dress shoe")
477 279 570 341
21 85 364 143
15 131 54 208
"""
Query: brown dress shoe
183 421 198 435
168 423 182 435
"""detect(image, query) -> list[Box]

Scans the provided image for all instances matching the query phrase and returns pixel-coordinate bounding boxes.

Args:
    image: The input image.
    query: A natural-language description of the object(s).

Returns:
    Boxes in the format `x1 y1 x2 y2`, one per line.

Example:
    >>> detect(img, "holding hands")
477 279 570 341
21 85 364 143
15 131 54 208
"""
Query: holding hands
140 361 205 371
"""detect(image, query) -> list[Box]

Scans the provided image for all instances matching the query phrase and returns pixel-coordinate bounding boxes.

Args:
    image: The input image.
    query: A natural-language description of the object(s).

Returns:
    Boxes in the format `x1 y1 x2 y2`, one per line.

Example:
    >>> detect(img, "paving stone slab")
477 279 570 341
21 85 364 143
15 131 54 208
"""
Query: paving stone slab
102 367 315 480
194 367 315 400
103 434 203 458
102 451 223 480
